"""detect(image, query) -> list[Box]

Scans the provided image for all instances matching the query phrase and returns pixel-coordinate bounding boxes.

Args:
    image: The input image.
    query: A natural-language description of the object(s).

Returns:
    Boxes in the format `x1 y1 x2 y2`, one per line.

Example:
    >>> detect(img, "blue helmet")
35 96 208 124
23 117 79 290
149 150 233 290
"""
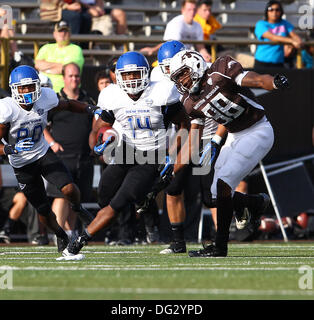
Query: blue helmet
115 51 150 95
9 65 41 105
157 41 185 77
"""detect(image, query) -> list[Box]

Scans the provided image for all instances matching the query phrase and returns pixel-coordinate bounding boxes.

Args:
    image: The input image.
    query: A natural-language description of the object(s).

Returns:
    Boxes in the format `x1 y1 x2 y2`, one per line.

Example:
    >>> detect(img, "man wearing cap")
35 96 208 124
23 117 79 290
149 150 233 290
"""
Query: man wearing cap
35 21 84 93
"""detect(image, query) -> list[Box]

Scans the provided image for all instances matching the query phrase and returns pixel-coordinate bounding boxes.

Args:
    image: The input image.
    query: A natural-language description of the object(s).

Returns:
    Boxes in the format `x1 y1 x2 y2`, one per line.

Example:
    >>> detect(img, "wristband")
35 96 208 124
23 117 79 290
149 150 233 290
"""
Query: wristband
49 141 55 147
211 134 222 145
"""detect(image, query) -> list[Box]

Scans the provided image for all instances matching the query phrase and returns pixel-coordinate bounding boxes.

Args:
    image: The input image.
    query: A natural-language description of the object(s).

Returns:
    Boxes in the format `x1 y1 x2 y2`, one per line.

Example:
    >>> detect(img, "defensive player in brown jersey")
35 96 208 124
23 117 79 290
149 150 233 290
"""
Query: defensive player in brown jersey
169 50 289 257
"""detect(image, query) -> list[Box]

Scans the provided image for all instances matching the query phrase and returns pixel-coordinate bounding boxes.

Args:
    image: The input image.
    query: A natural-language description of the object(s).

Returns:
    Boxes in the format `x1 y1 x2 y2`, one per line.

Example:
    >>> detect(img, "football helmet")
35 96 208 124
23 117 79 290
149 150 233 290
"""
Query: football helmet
157 40 185 77
9 65 41 105
115 51 150 95
170 50 207 94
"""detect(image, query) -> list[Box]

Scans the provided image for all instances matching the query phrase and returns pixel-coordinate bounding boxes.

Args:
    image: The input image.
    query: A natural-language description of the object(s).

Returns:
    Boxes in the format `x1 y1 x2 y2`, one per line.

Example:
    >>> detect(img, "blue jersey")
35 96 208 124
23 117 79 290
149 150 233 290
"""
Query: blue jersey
254 19 294 64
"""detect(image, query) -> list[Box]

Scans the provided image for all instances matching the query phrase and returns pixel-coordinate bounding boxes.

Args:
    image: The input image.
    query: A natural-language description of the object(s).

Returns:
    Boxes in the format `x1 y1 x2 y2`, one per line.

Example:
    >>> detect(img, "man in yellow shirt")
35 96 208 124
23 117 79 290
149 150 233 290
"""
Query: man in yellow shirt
35 21 84 93
194 0 221 41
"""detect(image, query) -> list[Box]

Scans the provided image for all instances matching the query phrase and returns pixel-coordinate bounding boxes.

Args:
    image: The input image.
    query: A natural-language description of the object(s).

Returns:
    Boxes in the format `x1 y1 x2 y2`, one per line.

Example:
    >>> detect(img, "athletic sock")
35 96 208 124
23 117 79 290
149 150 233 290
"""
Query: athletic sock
171 222 184 242
215 180 233 249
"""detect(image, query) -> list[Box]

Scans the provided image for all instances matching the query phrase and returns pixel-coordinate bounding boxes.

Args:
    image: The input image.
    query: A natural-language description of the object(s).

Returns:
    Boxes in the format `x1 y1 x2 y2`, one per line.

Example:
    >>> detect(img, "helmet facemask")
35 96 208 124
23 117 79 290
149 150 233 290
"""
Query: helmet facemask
10 78 41 106
116 65 149 95
170 50 207 94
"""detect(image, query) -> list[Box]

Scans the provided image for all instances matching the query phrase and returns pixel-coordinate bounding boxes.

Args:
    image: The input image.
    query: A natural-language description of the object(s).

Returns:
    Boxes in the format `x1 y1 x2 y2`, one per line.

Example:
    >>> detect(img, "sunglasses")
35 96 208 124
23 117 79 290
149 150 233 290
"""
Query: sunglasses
268 7 281 12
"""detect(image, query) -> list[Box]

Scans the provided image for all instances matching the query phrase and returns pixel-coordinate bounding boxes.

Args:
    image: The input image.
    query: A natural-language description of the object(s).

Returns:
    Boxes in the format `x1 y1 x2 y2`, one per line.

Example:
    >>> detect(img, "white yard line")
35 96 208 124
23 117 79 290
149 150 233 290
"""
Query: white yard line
0 265 307 271
10 286 314 297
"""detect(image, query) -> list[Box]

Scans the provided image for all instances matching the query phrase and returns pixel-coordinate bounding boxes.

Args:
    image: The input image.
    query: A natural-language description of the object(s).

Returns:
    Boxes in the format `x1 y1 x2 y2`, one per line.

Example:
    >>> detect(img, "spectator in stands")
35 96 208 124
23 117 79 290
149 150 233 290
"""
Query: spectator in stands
194 0 222 52
301 30 314 69
43 62 95 241
254 0 302 68
140 0 211 62
0 7 26 70
35 21 84 93
107 56 119 84
95 68 112 92
40 1 91 35
80 0 127 36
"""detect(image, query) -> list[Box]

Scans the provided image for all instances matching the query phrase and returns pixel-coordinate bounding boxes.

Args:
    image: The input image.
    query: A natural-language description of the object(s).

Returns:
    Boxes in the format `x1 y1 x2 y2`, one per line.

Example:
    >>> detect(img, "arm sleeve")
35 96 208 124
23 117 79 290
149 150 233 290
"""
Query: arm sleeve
100 109 115 124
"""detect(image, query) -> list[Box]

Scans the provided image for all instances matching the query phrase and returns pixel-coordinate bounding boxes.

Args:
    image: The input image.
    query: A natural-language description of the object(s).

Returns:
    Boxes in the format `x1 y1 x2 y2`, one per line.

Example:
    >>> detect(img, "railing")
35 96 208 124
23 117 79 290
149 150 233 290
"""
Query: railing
1 34 313 90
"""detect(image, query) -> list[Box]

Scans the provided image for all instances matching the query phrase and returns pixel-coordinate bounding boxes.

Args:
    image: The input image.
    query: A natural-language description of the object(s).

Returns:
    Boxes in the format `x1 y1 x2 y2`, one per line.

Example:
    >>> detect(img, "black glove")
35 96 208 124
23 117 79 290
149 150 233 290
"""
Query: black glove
273 74 289 90
85 104 101 116
3 138 34 155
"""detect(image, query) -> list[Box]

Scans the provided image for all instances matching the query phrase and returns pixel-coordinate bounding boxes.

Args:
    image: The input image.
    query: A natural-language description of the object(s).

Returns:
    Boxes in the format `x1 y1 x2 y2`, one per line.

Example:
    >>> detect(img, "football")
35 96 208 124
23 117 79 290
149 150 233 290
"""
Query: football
97 126 118 144
276 216 293 229
258 217 278 233
296 212 308 229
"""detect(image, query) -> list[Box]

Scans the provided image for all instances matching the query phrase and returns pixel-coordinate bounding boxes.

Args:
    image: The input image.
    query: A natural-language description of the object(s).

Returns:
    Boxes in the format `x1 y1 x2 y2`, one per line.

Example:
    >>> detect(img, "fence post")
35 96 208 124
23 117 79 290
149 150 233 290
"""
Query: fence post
0 38 9 90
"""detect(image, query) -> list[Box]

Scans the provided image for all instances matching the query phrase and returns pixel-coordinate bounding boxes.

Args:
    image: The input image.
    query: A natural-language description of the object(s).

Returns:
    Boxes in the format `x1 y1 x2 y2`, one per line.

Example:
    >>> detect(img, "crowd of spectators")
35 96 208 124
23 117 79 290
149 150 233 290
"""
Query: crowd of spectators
0 0 314 246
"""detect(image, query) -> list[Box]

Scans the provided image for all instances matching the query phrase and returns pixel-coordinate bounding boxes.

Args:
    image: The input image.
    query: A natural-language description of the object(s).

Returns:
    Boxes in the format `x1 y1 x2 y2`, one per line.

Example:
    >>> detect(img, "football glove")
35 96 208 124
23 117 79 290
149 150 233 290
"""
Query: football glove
93 133 114 156
86 104 102 116
199 139 221 167
158 155 174 181
273 74 289 90
4 137 34 155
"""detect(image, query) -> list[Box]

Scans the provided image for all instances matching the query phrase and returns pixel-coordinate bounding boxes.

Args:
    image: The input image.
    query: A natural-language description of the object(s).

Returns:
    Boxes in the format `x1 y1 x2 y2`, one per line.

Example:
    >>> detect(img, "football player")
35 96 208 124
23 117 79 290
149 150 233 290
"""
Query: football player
169 50 289 257
0 65 100 253
140 40 226 254
61 51 190 259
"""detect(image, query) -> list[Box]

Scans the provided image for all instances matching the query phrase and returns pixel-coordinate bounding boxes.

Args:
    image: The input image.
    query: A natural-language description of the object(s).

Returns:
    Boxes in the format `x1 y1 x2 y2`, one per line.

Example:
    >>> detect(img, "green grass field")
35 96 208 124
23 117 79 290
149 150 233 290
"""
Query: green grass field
0 242 314 300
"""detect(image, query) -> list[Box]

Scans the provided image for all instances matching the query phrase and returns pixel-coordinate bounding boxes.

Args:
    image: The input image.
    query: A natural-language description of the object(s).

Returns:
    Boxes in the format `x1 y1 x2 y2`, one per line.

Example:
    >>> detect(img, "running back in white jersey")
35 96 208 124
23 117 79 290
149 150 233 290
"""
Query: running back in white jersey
97 80 180 151
0 88 59 168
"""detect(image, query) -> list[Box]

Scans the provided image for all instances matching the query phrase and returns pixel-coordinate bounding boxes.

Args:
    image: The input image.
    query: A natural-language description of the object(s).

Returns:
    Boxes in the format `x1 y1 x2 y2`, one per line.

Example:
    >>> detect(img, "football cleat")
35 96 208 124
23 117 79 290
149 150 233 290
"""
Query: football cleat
188 242 227 257
56 249 85 261
160 240 186 254
0 230 11 244
235 207 251 230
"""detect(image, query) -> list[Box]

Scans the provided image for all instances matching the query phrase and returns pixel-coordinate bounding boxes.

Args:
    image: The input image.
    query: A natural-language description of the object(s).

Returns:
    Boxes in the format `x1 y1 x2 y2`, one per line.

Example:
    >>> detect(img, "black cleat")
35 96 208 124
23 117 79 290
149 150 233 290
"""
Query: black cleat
57 236 69 253
72 204 94 227
188 243 227 257
160 240 186 254
63 232 90 256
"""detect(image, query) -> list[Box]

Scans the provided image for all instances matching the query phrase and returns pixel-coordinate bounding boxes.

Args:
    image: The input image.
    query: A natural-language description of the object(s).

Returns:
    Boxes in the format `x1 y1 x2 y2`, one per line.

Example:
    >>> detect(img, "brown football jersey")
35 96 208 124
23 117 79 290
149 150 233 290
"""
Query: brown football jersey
181 56 266 133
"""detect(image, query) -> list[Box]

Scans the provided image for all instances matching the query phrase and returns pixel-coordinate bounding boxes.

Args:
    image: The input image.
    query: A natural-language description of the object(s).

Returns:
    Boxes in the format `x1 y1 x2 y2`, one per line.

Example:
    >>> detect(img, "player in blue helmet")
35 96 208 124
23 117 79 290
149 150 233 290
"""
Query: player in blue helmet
61 50 191 259
9 65 42 107
158 40 186 77
115 51 150 95
0 65 100 258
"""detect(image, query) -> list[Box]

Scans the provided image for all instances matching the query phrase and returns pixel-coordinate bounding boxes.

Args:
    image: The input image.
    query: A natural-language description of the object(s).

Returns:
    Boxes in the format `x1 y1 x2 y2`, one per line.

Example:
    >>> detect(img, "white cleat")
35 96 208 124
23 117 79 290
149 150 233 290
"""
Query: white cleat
235 207 251 230
56 248 85 261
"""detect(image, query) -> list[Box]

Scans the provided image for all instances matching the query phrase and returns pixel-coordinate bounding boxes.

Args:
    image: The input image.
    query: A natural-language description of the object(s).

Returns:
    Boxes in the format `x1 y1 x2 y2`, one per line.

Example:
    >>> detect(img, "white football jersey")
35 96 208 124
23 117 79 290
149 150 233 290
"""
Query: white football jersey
0 88 59 168
97 80 180 151
150 66 165 82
